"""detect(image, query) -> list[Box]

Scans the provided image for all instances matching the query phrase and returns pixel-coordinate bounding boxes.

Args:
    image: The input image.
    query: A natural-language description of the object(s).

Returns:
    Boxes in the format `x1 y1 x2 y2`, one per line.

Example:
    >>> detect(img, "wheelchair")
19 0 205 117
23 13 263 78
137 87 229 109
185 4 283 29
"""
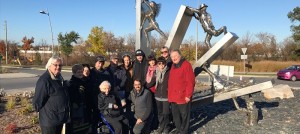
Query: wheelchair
97 113 115 134
97 113 132 134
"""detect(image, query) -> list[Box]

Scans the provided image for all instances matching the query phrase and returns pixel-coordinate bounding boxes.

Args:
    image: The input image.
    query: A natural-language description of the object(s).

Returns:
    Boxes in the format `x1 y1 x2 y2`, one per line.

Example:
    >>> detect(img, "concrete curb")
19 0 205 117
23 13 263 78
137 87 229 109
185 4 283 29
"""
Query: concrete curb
0 73 39 79
4 88 35 95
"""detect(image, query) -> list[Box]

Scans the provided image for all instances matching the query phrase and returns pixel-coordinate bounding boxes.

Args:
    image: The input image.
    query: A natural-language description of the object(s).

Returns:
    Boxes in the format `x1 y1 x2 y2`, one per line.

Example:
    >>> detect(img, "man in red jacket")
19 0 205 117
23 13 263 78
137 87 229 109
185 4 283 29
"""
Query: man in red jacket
168 49 195 134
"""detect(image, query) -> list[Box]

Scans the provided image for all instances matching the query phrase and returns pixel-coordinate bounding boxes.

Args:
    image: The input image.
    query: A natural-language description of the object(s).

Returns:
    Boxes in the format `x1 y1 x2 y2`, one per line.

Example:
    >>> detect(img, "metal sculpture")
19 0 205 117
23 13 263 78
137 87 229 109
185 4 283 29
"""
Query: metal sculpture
189 4 227 48
140 0 167 45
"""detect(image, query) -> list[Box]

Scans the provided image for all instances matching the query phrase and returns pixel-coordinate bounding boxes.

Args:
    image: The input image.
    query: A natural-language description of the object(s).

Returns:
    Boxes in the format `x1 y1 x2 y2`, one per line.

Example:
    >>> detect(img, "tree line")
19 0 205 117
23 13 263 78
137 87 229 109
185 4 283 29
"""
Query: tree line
0 7 299 65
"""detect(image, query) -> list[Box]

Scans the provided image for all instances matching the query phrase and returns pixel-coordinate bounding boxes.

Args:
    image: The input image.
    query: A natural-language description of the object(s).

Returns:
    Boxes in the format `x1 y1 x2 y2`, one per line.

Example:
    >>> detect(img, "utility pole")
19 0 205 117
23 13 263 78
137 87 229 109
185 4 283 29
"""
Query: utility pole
196 18 198 61
5 21 8 64
195 0 200 61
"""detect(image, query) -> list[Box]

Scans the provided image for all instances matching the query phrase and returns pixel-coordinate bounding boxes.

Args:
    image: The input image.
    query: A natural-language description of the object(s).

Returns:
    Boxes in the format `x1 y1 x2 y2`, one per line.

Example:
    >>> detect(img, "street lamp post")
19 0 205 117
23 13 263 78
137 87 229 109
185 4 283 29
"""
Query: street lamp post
40 9 55 55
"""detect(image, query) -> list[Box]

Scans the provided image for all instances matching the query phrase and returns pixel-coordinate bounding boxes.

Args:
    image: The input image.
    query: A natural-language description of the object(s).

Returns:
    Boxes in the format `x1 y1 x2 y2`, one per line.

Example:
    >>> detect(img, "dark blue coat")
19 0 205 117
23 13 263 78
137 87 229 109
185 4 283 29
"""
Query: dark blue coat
33 70 70 126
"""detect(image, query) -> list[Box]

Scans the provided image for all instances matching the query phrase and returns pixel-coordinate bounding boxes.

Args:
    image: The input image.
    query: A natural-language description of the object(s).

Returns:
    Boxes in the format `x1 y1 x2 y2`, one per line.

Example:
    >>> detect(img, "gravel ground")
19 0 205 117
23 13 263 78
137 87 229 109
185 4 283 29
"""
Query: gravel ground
189 89 300 134
1 85 299 134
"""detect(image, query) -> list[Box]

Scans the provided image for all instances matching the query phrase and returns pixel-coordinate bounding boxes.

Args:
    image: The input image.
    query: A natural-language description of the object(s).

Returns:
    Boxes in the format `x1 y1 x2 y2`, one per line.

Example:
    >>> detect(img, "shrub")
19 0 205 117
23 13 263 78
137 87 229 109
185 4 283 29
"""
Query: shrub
5 97 16 110
18 104 33 115
31 114 39 125
20 97 29 107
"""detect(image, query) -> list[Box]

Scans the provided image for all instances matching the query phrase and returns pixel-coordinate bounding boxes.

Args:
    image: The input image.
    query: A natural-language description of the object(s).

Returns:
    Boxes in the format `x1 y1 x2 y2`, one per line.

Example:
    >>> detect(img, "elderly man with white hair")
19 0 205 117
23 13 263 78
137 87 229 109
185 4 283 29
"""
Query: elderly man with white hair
33 56 69 134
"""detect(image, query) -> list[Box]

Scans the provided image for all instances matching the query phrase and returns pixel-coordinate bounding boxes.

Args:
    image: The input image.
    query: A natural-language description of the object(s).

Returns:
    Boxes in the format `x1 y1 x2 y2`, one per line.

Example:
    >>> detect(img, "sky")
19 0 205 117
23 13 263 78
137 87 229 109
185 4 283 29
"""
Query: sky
0 0 299 46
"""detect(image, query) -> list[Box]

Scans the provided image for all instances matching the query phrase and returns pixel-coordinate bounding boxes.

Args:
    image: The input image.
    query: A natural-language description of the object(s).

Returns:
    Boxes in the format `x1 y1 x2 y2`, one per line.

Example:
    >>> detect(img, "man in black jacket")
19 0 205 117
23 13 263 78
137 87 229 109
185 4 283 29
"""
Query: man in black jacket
33 56 69 134
107 55 127 107
132 49 148 86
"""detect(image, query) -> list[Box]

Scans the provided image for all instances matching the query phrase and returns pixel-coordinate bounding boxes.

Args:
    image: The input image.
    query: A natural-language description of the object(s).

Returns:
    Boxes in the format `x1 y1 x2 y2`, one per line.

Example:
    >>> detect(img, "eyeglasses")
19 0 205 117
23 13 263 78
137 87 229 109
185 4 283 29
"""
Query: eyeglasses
160 51 168 54
52 63 63 67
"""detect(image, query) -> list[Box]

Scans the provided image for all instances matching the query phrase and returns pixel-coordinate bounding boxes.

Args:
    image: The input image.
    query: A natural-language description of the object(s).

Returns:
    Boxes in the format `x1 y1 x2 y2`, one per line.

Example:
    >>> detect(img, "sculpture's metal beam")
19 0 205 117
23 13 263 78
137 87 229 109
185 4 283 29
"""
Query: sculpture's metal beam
193 32 239 76
192 81 274 106
165 5 193 50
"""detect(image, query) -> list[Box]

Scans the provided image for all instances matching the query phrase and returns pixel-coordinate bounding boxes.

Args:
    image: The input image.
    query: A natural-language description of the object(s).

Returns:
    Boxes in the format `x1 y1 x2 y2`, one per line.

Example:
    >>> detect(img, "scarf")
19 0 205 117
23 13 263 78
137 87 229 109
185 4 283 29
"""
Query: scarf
155 66 168 88
146 65 156 83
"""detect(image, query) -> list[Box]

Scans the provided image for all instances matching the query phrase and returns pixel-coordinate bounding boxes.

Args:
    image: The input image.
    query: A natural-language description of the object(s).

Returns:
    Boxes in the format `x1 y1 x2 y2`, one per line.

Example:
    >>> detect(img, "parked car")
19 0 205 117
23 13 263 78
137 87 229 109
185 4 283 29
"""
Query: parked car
277 65 300 81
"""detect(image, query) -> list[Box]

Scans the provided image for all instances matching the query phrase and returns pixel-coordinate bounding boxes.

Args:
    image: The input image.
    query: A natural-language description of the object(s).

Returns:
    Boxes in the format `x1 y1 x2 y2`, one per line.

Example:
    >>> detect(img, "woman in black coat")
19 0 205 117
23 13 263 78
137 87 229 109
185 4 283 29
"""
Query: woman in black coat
153 56 171 134
67 64 90 134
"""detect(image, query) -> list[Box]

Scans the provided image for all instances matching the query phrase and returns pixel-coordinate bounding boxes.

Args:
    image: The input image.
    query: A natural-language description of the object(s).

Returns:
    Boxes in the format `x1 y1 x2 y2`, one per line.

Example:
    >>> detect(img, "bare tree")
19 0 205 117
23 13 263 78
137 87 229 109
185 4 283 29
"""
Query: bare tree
255 32 276 60
281 37 298 61
124 33 136 52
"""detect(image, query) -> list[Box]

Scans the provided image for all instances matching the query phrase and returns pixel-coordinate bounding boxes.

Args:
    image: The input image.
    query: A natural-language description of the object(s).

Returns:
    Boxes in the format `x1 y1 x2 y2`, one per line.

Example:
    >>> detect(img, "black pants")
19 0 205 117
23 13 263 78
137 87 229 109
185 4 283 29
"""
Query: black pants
105 116 129 134
171 102 191 134
133 114 153 134
40 124 63 134
124 101 135 132
156 100 170 132
91 109 100 134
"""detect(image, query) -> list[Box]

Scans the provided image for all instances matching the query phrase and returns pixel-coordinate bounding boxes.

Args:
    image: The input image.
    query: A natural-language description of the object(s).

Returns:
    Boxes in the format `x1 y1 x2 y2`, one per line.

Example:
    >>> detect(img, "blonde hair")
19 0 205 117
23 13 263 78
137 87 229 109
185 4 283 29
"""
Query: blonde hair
45 56 63 69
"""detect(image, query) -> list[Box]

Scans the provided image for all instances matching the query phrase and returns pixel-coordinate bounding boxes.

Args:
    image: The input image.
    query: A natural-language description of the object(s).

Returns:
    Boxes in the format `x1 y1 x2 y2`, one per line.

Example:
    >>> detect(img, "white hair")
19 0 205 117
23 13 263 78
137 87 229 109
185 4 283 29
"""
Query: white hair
99 81 111 89
45 56 63 69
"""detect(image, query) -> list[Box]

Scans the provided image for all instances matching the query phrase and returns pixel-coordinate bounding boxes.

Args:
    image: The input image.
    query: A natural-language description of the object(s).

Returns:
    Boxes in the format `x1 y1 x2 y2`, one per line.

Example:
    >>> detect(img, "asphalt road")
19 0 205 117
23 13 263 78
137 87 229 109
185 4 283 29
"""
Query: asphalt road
0 67 299 91
0 67 72 90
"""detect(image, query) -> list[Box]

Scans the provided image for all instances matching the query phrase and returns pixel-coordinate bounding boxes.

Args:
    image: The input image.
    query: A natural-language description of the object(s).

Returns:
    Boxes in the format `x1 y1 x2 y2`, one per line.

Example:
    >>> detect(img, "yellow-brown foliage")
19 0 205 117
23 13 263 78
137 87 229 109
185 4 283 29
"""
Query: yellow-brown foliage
20 97 29 107
5 97 16 110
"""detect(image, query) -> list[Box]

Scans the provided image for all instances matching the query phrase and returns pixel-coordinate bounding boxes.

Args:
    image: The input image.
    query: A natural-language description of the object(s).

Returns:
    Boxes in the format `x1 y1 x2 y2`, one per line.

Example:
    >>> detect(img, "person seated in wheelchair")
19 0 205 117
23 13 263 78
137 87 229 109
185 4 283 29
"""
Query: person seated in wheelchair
98 81 129 134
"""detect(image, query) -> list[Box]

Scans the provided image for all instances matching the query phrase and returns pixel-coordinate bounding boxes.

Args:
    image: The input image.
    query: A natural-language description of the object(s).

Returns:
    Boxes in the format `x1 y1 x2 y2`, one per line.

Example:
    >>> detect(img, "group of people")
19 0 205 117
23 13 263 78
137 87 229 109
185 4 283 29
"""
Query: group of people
32 46 195 134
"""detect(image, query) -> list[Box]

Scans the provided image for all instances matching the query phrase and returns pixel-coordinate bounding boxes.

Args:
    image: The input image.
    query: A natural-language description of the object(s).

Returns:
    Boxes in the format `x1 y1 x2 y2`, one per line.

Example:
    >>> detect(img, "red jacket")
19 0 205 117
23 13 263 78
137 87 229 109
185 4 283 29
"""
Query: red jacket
168 59 195 104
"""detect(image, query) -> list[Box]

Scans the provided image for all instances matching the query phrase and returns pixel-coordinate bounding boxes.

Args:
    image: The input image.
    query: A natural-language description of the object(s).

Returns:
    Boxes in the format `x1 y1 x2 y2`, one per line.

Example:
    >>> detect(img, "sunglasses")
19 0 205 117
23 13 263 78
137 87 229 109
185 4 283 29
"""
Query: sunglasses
160 51 168 54
158 62 165 65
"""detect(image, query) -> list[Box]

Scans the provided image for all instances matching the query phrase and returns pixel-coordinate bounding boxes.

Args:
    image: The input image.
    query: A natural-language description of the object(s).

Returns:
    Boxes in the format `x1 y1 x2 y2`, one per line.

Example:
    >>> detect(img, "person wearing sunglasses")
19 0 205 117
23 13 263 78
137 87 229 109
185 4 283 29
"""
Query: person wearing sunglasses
160 46 172 68
33 56 69 134
152 56 171 134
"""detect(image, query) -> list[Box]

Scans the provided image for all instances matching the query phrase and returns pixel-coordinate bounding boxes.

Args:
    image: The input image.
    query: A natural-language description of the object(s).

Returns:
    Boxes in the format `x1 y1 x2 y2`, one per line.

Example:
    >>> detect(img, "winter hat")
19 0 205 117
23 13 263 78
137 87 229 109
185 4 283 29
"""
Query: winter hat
135 49 145 56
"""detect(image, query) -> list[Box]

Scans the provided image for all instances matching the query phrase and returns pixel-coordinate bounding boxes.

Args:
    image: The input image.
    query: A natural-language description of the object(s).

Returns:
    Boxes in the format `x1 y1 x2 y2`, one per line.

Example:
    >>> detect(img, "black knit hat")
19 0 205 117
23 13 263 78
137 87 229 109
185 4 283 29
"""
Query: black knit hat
96 56 105 62
135 49 145 56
